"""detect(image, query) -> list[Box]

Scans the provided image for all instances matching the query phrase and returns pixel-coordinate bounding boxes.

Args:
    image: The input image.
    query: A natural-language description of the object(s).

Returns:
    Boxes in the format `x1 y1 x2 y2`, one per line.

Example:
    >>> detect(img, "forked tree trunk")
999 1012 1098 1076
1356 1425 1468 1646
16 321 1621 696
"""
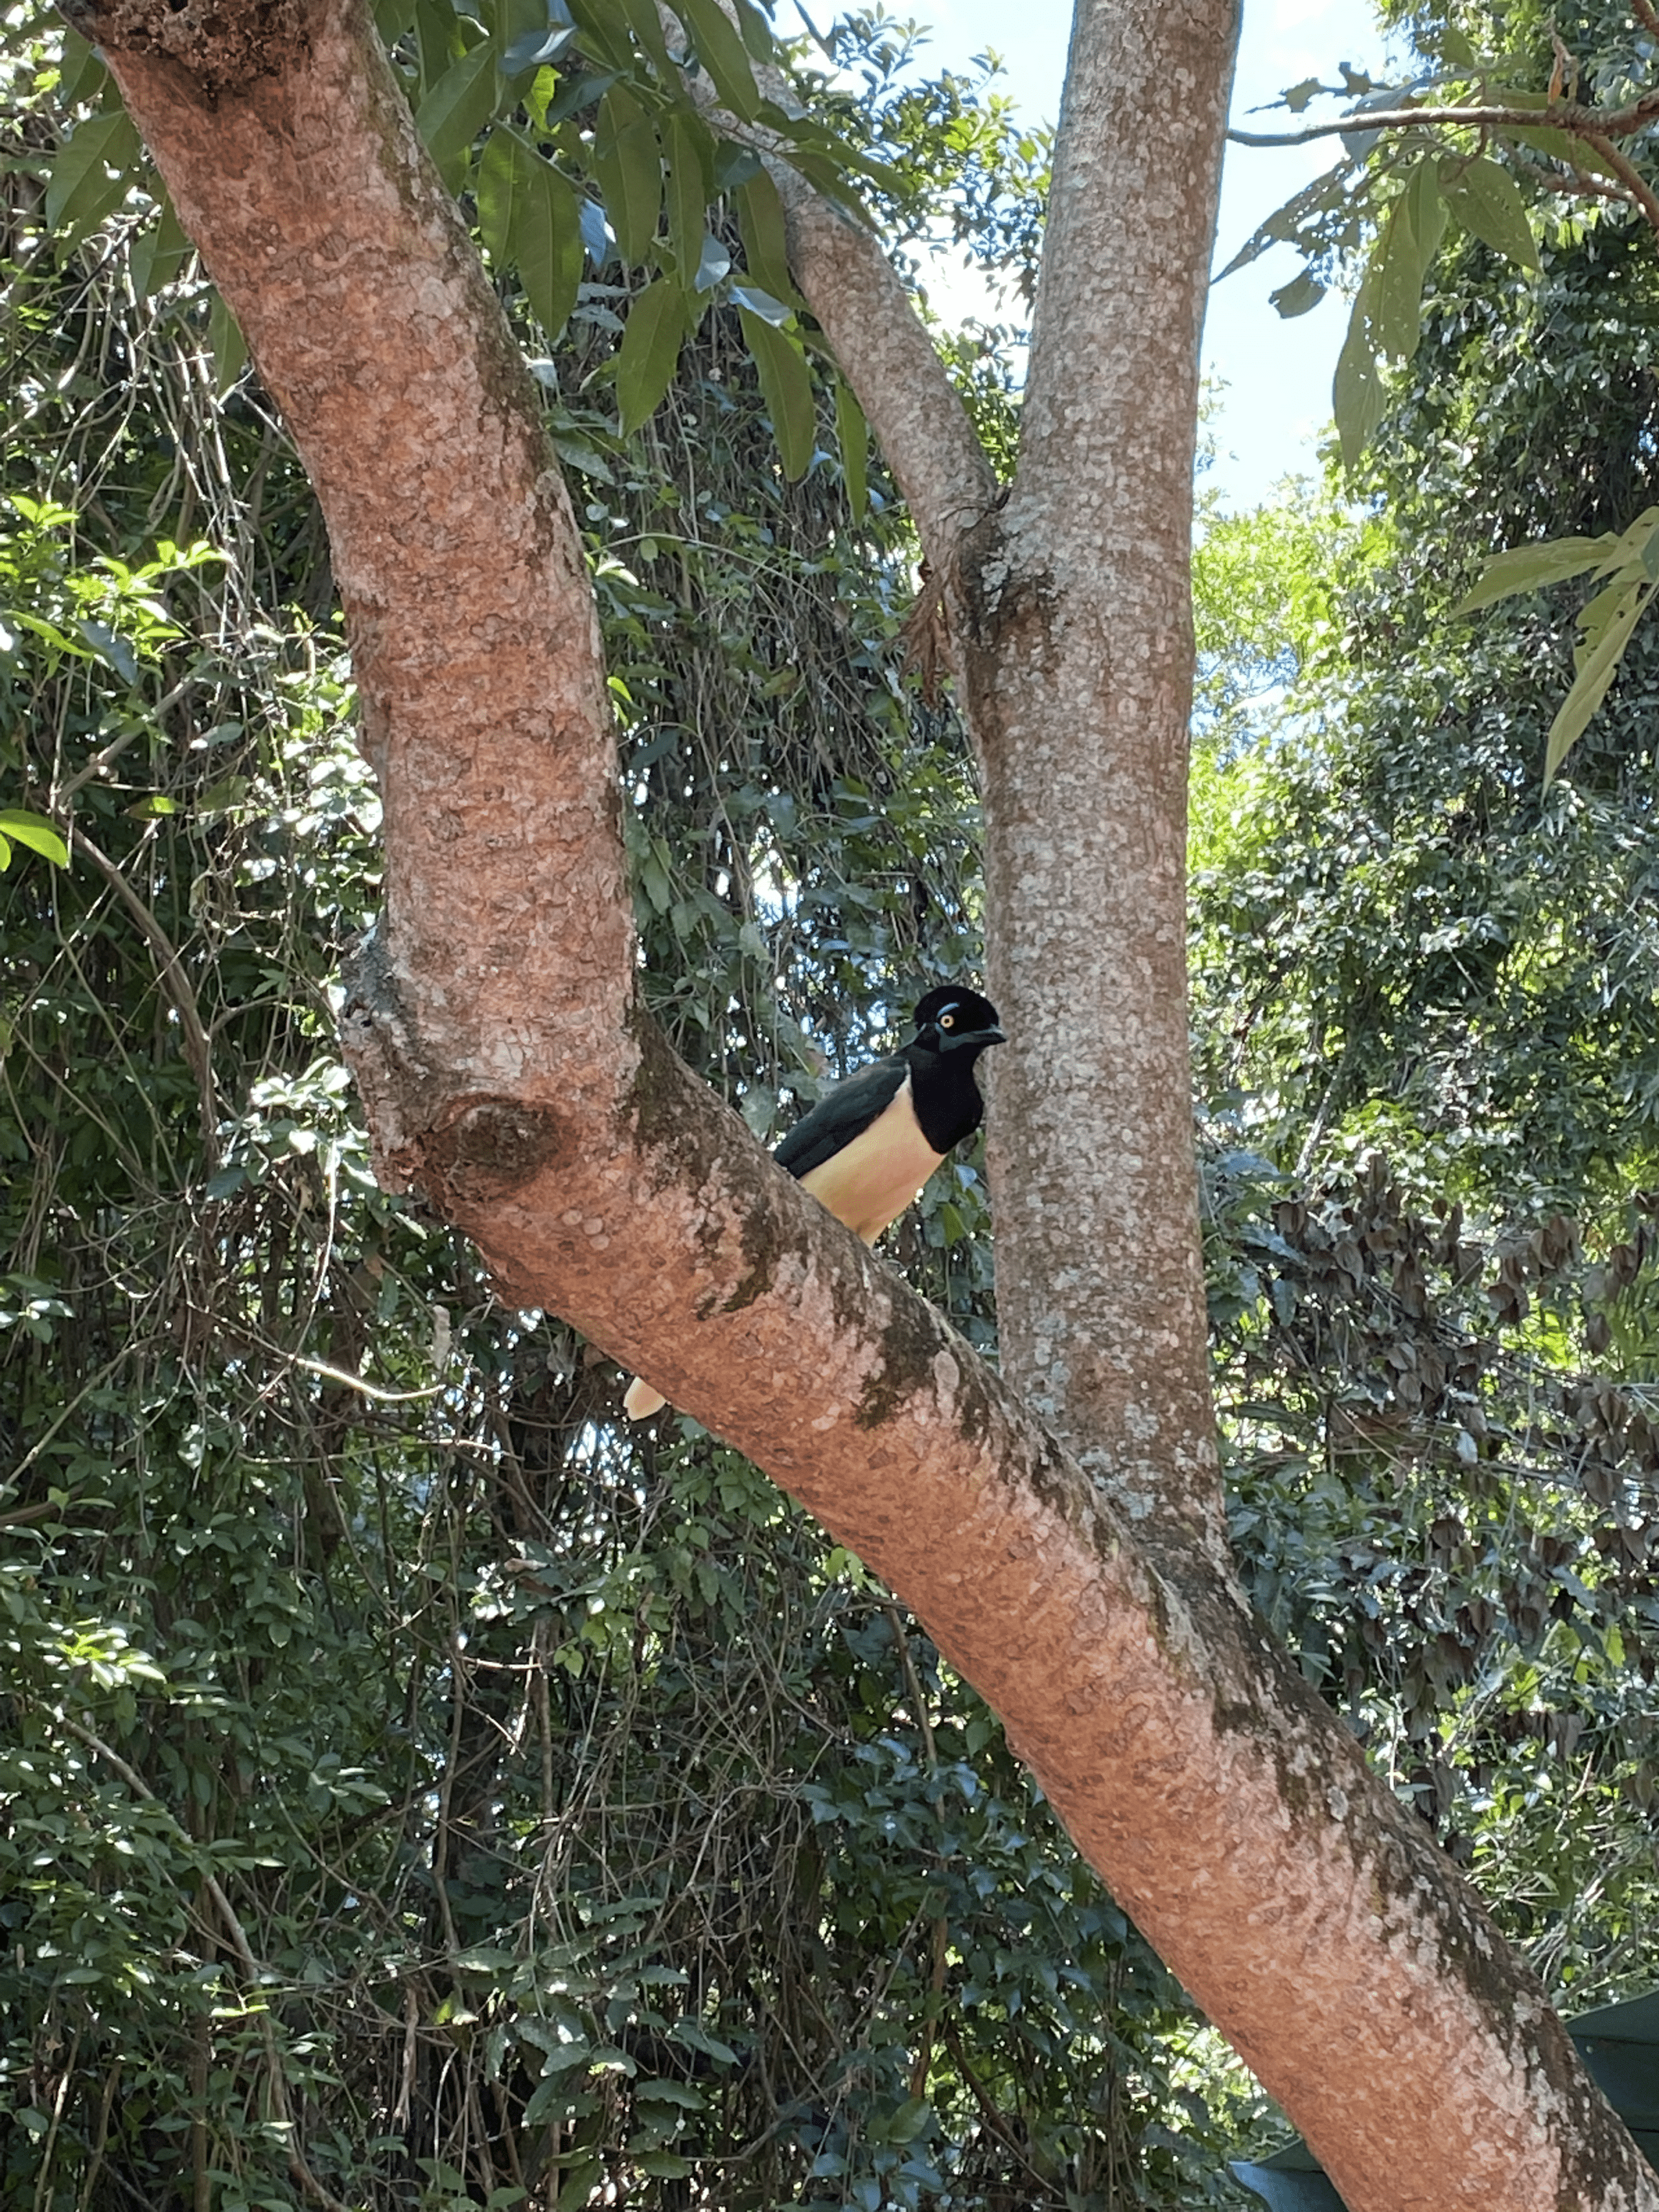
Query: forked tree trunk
66 1 1659 2205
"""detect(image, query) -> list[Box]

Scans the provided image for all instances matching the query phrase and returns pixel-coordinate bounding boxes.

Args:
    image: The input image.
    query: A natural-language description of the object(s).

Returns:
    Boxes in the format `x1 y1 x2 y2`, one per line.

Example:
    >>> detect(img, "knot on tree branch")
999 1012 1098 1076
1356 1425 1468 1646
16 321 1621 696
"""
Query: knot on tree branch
340 926 469 1193
60 0 309 101
343 924 575 1216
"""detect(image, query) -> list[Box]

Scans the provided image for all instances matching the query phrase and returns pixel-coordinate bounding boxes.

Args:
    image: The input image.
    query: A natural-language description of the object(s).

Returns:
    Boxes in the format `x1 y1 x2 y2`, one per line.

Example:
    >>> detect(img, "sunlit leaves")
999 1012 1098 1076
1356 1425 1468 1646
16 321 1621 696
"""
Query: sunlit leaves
0 811 69 872
34 0 855 487
1458 507 1659 780
480 118 591 341
1439 154 1539 273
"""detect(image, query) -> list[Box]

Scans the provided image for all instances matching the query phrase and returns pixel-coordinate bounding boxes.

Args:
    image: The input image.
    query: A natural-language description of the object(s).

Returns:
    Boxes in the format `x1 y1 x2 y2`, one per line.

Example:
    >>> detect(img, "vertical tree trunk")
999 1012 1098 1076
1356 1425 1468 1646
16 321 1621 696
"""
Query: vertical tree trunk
965 0 1237 1561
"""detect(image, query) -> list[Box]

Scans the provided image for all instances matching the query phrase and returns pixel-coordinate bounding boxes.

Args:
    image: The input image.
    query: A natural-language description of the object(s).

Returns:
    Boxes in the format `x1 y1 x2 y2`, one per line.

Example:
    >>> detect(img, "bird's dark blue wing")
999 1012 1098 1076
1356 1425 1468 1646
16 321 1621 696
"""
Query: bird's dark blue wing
772 1057 909 1180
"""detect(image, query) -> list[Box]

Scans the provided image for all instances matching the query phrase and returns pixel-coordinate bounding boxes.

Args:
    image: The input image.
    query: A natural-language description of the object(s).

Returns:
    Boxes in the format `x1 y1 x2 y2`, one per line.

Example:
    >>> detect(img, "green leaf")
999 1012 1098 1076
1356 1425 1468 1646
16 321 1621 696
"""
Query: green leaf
671 2018 738 2064
1545 578 1652 783
616 279 689 432
476 126 521 263
1270 270 1325 318
510 141 585 340
729 283 790 326
737 307 815 478
494 0 556 77
209 290 248 399
1440 156 1539 272
563 0 634 69
130 192 192 301
45 109 141 254
417 38 501 190
671 0 762 120
1594 502 1659 580
1372 195 1422 363
691 232 731 290
0 813 69 868
413 0 465 94
664 111 713 283
834 378 868 522
1406 158 1446 280
1213 161 1352 284
731 0 774 63
555 2160 604 2212
1503 122 1627 183
1332 309 1384 469
885 2095 932 2145
616 0 675 75
56 28 109 108
1454 534 1615 614
592 87 662 266
734 172 800 307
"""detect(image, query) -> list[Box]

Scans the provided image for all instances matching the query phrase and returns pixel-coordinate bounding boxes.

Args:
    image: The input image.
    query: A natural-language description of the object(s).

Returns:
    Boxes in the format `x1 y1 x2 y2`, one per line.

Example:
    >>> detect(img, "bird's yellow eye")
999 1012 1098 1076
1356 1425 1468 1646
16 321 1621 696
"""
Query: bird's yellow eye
940 1012 956 1029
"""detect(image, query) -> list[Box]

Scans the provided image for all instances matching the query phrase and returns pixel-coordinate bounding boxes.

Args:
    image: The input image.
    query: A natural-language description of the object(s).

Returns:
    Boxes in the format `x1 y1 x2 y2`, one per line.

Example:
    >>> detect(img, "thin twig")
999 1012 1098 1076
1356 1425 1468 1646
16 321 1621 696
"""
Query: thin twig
69 824 220 1169
1228 91 1659 148
54 675 197 806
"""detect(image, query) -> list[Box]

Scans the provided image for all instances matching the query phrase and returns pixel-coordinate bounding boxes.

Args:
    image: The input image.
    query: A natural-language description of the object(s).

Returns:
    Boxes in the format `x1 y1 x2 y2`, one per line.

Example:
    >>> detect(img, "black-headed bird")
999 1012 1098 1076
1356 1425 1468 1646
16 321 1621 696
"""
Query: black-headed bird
623 986 1004 1418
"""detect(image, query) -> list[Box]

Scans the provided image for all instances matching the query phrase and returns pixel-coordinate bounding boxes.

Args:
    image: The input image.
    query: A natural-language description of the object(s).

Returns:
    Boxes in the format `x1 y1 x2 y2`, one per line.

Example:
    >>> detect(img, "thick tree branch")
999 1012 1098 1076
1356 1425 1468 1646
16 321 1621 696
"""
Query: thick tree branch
75 3 1659 2206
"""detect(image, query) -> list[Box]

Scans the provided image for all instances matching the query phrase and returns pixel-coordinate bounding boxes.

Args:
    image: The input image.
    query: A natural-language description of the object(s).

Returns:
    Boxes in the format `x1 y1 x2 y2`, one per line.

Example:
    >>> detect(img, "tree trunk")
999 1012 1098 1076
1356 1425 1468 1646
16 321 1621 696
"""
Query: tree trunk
68 2 1659 2206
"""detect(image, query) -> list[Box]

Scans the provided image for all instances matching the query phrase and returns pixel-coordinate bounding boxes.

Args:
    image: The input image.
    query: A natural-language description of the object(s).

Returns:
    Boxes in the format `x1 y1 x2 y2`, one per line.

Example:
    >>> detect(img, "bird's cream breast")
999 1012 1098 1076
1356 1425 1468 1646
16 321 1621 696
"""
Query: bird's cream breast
798 1069 945 1243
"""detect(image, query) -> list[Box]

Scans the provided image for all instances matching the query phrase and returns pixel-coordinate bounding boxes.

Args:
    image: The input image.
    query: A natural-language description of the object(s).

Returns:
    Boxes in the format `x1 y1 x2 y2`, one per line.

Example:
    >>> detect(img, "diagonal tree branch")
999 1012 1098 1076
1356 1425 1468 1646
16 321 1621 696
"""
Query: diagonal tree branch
765 157 1003 559
659 5 1001 574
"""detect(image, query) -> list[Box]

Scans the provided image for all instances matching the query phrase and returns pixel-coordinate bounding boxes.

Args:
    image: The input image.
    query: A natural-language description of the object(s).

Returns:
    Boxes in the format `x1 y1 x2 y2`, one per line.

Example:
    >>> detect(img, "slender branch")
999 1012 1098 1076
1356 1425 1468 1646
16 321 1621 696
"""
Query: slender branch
69 824 220 1169
1634 0 1659 40
1228 93 1659 147
1582 128 1659 235
1514 157 1640 204
54 674 196 806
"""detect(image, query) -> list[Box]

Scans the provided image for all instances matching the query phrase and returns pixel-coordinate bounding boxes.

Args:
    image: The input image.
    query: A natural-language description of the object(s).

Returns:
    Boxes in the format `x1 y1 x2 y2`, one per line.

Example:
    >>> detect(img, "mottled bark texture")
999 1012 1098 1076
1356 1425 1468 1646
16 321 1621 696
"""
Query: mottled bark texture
76 2 1659 2206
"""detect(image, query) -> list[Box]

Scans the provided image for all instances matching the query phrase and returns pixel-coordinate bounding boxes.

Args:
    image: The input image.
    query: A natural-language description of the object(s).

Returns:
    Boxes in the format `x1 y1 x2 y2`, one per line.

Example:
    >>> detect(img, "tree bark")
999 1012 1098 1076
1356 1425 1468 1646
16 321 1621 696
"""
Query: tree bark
69 3 1659 2207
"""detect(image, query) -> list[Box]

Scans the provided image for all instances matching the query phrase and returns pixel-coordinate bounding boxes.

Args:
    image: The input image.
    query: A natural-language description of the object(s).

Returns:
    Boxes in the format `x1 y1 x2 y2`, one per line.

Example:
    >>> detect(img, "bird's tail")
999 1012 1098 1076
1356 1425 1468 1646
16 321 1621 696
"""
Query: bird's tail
623 1376 667 1420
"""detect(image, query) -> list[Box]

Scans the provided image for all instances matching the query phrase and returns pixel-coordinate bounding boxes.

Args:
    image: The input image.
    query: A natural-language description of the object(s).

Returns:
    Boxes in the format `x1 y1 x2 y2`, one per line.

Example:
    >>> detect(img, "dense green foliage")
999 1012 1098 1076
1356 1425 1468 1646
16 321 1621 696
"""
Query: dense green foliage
1196 58 1659 2005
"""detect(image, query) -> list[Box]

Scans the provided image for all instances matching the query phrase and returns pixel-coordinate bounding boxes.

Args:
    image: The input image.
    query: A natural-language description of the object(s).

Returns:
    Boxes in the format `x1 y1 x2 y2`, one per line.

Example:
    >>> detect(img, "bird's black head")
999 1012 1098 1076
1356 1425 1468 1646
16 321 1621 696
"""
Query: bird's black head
911 986 1005 1055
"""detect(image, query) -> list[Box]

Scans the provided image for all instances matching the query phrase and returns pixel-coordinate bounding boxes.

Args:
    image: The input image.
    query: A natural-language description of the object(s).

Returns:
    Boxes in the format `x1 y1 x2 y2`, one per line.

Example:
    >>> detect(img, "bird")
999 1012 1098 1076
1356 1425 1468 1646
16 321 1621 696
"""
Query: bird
622 986 1004 1418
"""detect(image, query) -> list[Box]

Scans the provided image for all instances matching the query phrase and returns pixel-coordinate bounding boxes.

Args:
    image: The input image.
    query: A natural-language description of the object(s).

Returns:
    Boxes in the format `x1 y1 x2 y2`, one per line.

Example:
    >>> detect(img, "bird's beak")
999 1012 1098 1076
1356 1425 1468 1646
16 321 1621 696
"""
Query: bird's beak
940 1025 1005 1051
